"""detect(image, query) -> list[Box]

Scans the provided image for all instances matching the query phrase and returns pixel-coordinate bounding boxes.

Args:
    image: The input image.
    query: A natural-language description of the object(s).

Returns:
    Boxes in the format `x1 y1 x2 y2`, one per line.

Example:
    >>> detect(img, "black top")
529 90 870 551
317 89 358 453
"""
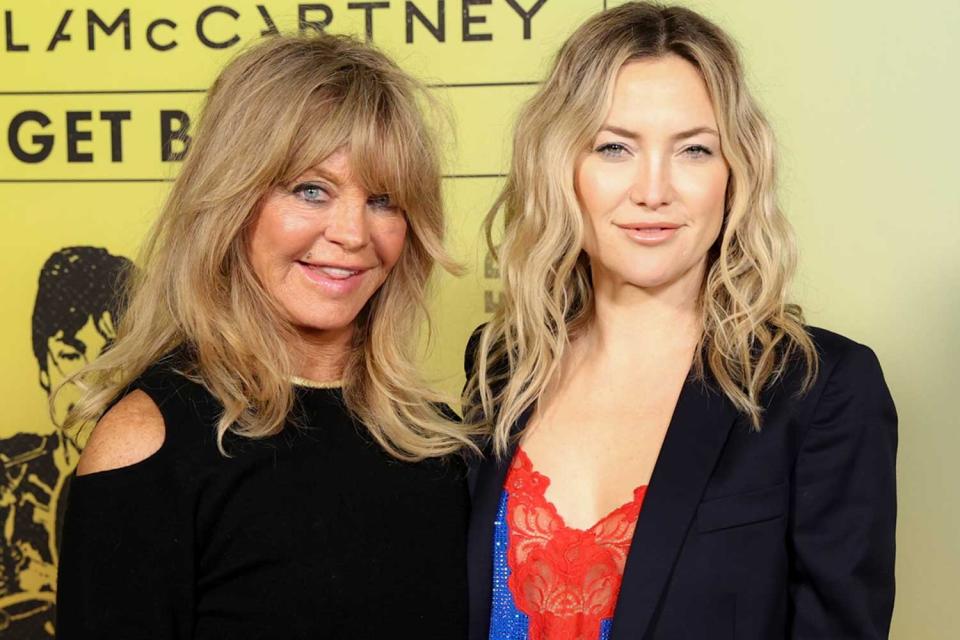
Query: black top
465 326 897 640
57 362 469 639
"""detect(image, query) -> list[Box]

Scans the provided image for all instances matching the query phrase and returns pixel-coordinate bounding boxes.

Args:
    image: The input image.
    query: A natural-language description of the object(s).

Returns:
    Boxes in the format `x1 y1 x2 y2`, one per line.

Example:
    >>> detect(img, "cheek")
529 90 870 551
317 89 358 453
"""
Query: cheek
576 158 631 220
679 166 728 233
246 202 280 280
247 203 312 279
372 217 408 272
576 159 633 257
704 169 729 238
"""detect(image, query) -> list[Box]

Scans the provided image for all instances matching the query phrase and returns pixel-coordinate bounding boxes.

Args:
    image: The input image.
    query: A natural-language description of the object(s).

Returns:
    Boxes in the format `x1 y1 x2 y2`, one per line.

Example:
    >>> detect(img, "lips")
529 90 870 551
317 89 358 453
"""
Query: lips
626 227 675 236
298 262 368 278
617 222 681 231
296 261 372 294
314 266 360 279
616 222 682 244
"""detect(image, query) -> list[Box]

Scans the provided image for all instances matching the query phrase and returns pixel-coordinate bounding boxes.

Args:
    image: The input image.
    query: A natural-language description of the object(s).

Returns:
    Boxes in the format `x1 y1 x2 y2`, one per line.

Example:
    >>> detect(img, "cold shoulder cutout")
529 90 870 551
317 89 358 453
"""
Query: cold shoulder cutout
76 389 166 476
57 360 469 639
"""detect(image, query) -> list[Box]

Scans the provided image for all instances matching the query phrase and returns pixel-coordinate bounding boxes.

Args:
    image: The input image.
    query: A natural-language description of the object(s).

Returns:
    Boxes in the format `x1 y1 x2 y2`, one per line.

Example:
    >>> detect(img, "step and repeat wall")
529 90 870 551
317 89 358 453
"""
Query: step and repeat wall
1 1 956 637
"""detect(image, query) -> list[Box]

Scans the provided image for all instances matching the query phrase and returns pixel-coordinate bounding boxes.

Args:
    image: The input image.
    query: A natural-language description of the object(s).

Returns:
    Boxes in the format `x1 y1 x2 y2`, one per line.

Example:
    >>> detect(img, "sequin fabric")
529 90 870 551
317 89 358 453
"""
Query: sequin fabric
489 448 646 640
490 491 531 639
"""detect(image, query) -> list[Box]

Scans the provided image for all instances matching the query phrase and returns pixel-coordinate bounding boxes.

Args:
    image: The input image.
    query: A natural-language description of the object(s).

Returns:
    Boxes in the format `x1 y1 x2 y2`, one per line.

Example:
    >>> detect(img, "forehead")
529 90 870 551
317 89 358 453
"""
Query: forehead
289 120 413 206
299 148 353 180
606 54 717 131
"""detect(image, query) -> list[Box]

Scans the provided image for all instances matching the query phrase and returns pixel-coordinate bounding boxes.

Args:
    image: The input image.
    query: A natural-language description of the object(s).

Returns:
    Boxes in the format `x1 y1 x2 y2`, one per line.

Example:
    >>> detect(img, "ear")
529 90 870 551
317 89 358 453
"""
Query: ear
39 368 51 394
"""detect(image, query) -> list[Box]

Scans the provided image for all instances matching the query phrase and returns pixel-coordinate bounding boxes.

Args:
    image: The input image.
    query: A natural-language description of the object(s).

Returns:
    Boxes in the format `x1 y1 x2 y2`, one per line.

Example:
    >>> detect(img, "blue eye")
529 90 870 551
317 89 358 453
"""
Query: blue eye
596 142 629 157
291 182 329 203
683 145 713 158
367 194 396 211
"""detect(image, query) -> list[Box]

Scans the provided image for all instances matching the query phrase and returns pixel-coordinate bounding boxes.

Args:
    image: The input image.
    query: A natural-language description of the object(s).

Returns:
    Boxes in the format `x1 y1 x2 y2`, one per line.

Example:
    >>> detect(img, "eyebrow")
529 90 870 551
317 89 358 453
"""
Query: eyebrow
600 124 720 141
297 168 341 185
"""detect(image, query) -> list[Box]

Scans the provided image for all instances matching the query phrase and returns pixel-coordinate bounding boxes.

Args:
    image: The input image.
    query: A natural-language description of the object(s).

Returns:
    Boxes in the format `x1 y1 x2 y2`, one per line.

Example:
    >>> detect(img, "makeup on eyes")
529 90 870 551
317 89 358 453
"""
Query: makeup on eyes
592 139 715 159
287 181 399 215
289 182 330 203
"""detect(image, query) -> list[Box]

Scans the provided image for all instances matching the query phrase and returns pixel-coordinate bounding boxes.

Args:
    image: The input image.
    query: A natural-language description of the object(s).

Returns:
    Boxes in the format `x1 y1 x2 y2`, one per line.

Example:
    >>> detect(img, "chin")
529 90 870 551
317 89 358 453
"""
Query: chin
615 254 706 291
297 318 357 334
288 297 364 325
631 277 675 290
617 266 678 290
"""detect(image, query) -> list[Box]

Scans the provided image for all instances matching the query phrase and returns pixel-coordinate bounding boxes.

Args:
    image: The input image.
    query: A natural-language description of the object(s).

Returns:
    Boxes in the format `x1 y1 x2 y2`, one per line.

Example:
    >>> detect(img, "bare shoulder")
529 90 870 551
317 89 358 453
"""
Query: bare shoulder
77 389 167 476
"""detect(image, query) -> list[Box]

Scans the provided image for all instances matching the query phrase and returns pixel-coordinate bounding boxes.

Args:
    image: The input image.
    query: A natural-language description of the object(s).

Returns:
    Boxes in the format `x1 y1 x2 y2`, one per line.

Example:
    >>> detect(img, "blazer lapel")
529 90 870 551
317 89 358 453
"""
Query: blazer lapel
466 408 530 640
610 378 738 640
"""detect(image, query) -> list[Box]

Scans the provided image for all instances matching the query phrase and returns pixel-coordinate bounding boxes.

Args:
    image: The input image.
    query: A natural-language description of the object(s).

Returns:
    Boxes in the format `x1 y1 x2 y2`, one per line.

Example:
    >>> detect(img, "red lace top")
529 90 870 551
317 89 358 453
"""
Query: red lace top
504 448 647 640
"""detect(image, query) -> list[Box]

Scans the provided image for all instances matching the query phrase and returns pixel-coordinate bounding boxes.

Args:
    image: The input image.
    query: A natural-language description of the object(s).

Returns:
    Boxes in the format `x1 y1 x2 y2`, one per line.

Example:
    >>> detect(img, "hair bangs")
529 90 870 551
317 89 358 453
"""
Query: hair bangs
279 77 426 220
349 109 421 217
281 92 354 185
63 31 474 464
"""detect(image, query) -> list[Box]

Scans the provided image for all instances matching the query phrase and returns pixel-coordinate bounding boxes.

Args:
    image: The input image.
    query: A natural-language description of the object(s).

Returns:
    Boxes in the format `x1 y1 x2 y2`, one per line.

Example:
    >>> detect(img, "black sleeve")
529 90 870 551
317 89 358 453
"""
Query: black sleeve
789 343 897 639
463 323 485 382
461 324 486 413
56 416 194 638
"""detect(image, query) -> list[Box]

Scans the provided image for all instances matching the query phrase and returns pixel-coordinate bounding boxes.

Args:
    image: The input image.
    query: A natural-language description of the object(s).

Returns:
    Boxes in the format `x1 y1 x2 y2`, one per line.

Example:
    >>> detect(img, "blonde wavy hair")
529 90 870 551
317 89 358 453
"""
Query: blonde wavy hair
464 2 818 456
61 32 477 461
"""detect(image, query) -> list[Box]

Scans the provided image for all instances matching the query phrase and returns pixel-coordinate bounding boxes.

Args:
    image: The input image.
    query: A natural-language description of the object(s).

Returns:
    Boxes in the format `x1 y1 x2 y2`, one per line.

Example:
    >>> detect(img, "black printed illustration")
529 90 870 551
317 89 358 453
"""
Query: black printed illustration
0 247 132 637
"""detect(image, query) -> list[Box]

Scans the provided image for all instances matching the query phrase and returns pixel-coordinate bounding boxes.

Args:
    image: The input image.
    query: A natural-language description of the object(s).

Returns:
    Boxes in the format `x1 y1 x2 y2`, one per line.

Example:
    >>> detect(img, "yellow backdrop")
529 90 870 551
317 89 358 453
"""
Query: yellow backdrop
1 0 956 637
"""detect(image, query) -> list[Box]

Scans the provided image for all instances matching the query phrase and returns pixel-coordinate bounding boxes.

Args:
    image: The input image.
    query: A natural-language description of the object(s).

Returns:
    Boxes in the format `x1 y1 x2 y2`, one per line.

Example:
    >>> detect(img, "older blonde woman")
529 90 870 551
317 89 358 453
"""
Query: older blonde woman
464 3 896 639
55 33 474 638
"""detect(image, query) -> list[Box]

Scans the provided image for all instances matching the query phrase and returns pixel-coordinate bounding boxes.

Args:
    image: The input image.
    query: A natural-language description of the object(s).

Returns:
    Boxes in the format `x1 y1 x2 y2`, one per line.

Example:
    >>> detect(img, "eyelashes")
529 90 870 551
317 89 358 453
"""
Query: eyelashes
290 182 397 211
682 144 713 158
596 142 629 157
366 194 396 211
291 182 329 203
593 142 715 159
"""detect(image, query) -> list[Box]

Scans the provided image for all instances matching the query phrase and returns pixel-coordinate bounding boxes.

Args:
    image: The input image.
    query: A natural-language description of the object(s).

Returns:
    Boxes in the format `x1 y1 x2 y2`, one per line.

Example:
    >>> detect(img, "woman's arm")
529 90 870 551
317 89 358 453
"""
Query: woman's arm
56 391 193 639
790 343 898 638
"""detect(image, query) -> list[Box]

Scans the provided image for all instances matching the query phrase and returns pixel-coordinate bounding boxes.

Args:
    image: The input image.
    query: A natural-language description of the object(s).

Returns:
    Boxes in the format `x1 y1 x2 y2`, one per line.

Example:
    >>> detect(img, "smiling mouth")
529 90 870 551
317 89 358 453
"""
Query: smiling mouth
297 262 367 280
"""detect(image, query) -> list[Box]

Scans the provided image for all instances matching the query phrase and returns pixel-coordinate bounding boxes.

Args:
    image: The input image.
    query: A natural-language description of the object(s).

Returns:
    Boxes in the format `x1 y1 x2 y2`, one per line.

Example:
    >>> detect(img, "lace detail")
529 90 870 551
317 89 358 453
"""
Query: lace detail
504 448 646 640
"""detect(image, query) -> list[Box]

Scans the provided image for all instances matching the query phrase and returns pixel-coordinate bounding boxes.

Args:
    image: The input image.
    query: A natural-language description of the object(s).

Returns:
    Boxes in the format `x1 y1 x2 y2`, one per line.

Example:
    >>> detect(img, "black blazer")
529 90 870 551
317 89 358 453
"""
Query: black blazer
465 327 897 639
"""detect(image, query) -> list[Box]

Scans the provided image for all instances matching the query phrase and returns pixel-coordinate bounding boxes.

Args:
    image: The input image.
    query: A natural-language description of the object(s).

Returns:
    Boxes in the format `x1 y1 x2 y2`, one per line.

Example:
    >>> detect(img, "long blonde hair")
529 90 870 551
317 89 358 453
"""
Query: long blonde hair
464 2 818 456
62 32 476 461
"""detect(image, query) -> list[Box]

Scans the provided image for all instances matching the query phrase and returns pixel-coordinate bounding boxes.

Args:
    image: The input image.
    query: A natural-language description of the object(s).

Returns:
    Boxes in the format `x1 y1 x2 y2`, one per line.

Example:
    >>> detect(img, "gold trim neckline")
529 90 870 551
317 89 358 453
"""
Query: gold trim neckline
290 376 343 389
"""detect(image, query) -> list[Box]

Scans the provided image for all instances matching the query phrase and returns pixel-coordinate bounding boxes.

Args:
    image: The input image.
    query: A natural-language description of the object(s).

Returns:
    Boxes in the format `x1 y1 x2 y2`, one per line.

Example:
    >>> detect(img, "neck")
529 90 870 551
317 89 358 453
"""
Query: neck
293 324 354 382
578 260 706 365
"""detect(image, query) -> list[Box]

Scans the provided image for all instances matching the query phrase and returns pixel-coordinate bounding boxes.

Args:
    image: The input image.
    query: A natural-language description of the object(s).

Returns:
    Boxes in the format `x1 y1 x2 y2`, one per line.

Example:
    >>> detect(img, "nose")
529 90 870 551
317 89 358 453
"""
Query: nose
629 155 673 211
324 195 369 251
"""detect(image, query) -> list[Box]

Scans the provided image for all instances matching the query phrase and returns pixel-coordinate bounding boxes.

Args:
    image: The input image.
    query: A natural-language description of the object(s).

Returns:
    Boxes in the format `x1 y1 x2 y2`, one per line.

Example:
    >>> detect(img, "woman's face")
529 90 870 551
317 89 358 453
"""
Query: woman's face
576 54 729 294
247 149 407 338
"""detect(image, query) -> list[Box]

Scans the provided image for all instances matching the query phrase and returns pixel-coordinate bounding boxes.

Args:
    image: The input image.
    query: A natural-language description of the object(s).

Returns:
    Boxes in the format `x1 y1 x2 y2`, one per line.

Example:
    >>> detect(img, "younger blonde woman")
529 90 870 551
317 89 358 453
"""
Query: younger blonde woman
56 32 474 639
464 3 896 638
